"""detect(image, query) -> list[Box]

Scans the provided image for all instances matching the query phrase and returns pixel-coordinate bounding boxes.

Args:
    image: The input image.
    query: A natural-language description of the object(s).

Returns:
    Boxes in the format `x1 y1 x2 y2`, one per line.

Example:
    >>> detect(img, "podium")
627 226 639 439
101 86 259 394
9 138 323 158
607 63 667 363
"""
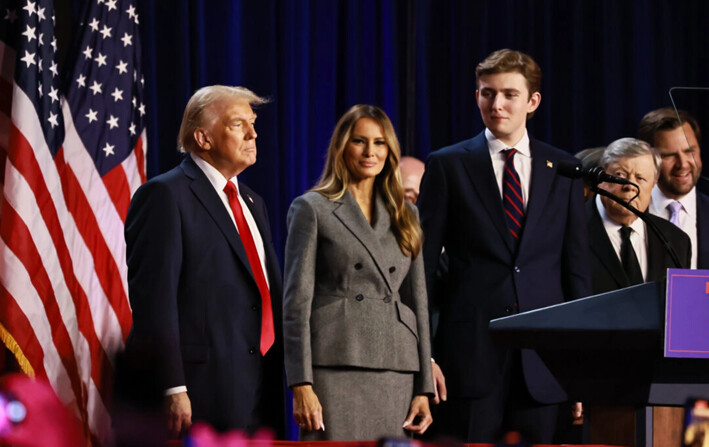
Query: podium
489 280 709 445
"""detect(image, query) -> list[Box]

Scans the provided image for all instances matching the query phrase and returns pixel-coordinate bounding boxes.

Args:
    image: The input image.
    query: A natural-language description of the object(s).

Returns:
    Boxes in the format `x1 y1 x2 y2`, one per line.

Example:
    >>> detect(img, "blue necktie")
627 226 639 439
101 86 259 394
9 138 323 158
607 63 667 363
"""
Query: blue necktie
503 149 525 241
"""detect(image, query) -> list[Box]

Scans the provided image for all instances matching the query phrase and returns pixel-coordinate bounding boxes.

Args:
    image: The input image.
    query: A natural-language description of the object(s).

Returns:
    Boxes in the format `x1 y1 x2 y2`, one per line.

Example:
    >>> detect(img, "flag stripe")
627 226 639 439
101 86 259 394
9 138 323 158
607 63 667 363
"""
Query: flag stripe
102 161 132 222
0 200 87 419
0 282 43 378
1 2 145 442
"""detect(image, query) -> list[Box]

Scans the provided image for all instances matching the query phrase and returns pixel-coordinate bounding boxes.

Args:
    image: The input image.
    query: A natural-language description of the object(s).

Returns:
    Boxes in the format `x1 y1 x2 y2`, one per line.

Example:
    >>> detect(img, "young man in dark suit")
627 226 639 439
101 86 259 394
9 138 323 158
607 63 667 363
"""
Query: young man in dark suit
638 108 709 269
125 86 284 438
418 49 591 443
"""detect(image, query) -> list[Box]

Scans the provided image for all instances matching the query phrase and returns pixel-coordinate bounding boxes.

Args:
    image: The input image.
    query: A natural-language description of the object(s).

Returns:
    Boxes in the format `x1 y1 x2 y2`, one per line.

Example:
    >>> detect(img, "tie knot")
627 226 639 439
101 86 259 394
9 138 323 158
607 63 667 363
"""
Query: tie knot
505 148 518 161
620 226 633 240
224 180 237 197
668 201 683 214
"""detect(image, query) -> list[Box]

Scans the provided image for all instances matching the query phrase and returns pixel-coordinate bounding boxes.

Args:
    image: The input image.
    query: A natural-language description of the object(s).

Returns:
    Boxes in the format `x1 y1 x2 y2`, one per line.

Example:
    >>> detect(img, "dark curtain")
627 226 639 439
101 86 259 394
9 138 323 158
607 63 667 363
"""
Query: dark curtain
94 0 709 439
136 0 709 256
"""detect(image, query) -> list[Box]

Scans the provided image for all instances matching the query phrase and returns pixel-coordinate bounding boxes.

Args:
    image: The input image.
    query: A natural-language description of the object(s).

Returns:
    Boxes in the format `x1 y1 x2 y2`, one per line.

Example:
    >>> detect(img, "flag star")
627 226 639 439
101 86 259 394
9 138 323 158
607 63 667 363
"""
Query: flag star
88 17 99 31
36 6 45 20
37 57 42 71
120 32 132 47
37 82 42 97
22 25 36 42
100 24 112 39
89 81 102 95
86 108 98 123
105 0 117 11
47 112 59 128
131 96 136 107
48 86 59 103
111 87 123 102
83 45 92 59
103 142 115 157
140 76 144 86
76 74 86 87
20 50 36 67
51 37 57 51
106 115 119 129
95 52 107 67
138 103 145 116
37 32 44 45
126 5 137 18
129 122 136 136
49 61 58 77
23 1 35 17
4 9 17 23
116 60 128 74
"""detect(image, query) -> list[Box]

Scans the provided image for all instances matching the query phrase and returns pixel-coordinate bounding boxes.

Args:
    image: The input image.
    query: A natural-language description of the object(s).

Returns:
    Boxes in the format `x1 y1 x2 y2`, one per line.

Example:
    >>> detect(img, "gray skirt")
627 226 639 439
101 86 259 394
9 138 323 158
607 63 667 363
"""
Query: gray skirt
300 366 414 441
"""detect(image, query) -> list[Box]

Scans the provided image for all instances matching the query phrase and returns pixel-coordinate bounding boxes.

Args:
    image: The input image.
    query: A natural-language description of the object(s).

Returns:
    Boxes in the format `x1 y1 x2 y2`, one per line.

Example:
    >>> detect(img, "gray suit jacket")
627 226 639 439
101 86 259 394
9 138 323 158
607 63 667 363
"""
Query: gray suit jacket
283 190 434 396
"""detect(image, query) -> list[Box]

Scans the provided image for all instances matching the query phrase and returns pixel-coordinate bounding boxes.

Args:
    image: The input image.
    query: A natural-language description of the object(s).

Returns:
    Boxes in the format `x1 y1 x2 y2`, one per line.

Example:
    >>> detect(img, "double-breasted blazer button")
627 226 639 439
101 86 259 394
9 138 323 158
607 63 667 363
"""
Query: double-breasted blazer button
383 296 392 303
248 348 256 354
355 294 364 301
389 266 396 273
354 263 363 270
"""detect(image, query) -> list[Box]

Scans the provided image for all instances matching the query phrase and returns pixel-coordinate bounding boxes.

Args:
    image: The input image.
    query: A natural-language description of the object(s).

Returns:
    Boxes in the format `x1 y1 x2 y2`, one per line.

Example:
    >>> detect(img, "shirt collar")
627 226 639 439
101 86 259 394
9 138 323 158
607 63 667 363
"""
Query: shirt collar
596 194 646 238
190 152 240 194
485 128 531 158
651 185 696 217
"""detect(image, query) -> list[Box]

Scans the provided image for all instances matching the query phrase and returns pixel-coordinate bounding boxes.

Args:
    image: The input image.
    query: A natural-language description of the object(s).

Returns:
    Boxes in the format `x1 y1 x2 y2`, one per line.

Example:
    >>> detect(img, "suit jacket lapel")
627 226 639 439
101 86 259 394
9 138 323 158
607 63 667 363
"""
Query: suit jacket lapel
521 141 555 246
587 200 629 288
182 157 256 283
646 214 668 281
333 190 394 293
461 133 515 252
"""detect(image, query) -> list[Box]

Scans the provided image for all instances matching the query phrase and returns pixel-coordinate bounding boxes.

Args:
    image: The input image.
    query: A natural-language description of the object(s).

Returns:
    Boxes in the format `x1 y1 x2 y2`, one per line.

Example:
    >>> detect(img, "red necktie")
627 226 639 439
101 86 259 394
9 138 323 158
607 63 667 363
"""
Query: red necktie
224 181 274 355
503 149 525 241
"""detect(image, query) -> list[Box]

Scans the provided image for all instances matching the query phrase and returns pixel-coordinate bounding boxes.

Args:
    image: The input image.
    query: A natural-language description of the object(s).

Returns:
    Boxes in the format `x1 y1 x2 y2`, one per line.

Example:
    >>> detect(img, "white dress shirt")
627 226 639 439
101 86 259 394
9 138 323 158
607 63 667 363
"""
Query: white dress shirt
486 128 532 208
596 195 649 280
649 186 697 269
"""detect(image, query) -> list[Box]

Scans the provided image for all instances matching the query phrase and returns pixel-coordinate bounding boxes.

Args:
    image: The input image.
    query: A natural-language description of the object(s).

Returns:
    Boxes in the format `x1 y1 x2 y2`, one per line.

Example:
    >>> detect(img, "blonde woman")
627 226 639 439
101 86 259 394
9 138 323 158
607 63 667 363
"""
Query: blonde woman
283 105 434 440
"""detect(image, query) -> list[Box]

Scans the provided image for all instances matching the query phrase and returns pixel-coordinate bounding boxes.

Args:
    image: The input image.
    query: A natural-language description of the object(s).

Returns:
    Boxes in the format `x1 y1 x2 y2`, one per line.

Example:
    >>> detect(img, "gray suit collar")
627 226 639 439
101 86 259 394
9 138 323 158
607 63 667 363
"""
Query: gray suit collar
333 189 394 293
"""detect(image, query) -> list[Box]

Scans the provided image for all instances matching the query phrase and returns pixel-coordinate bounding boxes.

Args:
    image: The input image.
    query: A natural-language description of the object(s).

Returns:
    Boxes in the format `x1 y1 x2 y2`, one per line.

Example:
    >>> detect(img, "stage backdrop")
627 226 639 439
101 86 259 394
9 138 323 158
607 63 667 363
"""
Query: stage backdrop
130 0 709 255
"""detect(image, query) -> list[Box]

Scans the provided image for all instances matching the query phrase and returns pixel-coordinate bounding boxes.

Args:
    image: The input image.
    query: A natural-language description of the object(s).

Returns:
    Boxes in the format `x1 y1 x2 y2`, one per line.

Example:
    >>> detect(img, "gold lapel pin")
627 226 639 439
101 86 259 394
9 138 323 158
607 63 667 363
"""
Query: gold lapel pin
546 160 553 168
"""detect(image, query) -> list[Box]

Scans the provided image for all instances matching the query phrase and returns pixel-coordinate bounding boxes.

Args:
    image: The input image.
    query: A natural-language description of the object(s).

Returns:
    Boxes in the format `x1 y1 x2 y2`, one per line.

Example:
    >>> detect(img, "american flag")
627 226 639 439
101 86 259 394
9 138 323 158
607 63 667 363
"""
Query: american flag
0 0 145 444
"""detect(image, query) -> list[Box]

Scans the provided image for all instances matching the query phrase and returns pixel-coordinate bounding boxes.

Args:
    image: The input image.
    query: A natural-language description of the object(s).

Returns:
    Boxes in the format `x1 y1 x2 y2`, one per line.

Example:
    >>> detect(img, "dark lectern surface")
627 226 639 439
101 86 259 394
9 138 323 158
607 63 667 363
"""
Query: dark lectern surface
489 281 709 405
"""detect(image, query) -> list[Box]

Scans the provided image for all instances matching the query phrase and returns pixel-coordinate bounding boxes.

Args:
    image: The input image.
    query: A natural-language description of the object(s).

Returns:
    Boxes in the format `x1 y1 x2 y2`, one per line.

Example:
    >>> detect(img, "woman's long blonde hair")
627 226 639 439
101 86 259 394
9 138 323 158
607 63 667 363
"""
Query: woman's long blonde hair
311 105 422 258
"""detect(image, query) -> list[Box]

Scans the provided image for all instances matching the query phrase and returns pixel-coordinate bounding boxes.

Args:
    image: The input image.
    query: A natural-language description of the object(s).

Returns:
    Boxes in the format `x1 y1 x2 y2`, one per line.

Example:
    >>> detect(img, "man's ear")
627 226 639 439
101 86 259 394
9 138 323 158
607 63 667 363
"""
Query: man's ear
194 128 211 150
527 91 541 113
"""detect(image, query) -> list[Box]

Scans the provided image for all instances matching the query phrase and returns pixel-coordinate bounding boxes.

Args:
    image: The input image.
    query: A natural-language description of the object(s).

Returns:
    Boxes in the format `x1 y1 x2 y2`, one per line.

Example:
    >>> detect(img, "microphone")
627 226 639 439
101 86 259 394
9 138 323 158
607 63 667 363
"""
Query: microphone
557 160 632 185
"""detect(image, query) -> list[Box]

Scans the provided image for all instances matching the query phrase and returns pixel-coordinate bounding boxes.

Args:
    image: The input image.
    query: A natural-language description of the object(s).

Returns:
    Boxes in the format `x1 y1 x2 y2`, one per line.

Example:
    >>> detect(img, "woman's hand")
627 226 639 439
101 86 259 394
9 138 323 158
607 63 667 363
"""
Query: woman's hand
403 395 432 435
292 384 325 432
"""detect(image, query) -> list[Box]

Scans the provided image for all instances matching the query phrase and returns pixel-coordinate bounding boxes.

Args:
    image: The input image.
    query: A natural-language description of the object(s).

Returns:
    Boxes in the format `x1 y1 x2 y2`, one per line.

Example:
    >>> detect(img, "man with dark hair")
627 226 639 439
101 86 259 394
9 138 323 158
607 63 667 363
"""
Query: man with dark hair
418 49 591 443
638 107 709 269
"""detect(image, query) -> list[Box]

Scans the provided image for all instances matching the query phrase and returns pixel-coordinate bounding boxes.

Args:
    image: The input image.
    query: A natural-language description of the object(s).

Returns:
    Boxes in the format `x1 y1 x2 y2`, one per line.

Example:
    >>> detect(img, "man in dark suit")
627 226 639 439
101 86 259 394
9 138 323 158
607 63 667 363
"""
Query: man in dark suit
638 108 709 269
586 138 691 294
125 85 284 438
418 49 591 443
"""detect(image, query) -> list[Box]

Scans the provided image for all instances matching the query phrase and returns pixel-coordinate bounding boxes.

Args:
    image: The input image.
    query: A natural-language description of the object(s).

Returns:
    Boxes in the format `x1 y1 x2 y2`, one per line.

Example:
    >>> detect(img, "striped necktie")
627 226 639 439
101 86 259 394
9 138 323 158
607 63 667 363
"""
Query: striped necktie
503 149 525 241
